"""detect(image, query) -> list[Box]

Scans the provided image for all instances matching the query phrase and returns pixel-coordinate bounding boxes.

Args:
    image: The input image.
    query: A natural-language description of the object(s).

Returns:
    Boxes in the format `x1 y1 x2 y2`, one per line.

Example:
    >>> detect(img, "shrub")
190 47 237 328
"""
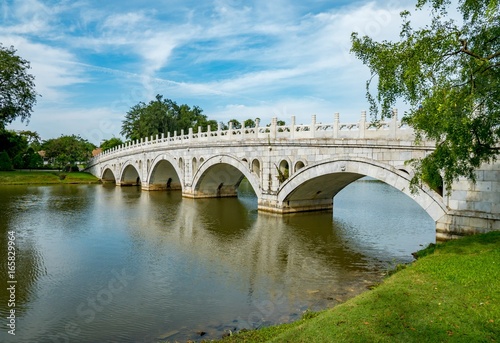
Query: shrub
0 151 13 171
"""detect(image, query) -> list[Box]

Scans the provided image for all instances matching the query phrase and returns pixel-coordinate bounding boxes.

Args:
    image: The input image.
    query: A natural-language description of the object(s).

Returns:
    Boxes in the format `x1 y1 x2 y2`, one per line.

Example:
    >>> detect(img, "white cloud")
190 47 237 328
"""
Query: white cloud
2 0 442 140
0 36 86 102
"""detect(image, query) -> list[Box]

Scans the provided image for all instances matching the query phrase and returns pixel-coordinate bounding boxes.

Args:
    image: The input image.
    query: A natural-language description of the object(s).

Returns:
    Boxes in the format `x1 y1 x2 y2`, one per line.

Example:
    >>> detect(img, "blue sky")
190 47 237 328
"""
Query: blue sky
2 0 423 144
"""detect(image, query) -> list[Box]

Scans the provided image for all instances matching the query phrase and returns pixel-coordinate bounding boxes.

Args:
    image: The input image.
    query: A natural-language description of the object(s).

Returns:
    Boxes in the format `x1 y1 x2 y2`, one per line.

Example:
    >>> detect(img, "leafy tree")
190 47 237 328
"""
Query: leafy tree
120 95 217 140
350 0 499 192
219 121 228 130
244 119 256 128
228 119 241 129
0 151 13 171
0 45 38 129
100 137 124 152
18 130 41 149
12 147 43 170
42 135 96 170
0 129 28 160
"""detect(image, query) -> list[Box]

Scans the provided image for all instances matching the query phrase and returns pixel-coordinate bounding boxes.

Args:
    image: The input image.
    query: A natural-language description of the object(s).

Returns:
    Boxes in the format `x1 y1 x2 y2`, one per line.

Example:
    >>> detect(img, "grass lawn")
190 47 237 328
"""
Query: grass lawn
0 170 100 185
216 232 500 343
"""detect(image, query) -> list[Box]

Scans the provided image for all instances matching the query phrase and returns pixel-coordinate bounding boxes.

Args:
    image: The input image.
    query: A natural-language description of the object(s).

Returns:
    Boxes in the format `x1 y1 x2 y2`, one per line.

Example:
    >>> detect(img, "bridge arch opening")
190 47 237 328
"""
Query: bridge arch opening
102 168 116 184
149 159 182 191
275 158 447 223
278 159 290 182
252 159 260 178
294 161 305 173
190 155 261 199
121 164 141 186
192 157 198 172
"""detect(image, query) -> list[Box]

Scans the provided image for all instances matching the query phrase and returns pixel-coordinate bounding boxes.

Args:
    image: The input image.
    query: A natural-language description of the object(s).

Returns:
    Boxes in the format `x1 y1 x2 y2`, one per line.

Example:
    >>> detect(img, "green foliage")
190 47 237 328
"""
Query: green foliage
120 94 217 140
41 135 96 170
351 0 499 193
12 147 43 169
0 129 44 169
100 137 124 152
275 163 289 183
0 45 38 129
243 119 256 128
0 129 28 160
0 151 13 171
228 119 241 129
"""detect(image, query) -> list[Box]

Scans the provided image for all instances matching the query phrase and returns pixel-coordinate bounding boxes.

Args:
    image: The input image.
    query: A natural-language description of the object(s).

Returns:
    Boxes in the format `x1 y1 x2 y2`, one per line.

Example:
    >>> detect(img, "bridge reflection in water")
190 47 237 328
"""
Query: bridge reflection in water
0 179 435 342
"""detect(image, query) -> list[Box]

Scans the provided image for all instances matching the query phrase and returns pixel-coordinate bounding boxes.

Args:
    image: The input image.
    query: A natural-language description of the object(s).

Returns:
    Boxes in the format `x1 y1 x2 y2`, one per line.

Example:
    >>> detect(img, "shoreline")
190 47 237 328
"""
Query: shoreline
213 232 500 342
0 170 101 185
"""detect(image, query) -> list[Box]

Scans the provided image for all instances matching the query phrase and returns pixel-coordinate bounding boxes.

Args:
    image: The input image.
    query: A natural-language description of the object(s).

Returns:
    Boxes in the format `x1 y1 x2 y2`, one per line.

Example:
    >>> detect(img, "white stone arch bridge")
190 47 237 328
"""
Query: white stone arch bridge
86 112 499 241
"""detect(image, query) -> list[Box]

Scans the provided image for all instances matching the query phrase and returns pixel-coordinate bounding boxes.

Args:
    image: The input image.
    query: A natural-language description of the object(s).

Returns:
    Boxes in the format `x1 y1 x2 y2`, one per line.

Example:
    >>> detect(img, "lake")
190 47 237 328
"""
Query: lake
0 178 435 342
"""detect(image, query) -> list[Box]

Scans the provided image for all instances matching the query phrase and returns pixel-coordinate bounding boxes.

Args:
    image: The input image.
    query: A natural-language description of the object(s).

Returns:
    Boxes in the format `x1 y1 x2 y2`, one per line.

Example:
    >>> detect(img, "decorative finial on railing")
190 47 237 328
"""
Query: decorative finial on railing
392 108 398 120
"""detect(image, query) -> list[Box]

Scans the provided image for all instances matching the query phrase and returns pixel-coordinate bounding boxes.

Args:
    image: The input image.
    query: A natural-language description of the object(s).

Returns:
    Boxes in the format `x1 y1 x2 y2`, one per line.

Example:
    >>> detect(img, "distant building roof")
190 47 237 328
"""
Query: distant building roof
92 147 102 157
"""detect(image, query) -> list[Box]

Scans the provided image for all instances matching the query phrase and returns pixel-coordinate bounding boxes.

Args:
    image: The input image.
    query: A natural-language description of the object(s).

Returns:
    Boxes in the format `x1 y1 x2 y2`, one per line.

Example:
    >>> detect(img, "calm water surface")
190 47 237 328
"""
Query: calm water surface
0 179 434 342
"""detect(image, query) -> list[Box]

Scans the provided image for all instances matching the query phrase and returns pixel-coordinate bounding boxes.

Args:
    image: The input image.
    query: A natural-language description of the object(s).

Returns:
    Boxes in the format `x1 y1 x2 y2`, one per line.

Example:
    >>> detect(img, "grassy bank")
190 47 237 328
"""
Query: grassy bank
217 232 500 342
0 170 100 185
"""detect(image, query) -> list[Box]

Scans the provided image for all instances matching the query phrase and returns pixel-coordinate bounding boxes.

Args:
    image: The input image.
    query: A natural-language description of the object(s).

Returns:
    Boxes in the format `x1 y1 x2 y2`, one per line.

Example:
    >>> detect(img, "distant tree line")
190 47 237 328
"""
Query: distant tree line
0 129 97 171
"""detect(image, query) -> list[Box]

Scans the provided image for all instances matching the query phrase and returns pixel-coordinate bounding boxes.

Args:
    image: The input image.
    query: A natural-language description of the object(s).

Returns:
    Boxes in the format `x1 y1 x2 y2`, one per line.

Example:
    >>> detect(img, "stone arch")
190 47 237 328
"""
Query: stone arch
278 159 290 182
191 154 261 198
294 160 305 173
120 162 141 186
147 155 183 191
101 166 116 184
200 157 204 164
252 158 261 178
192 157 198 173
277 157 447 221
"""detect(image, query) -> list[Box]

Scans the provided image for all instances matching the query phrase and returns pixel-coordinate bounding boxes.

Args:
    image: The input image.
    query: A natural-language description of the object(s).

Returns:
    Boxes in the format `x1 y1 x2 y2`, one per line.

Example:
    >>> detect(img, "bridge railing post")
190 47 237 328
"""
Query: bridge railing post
334 112 339 138
359 111 366 139
181 129 185 142
228 121 233 140
271 117 277 140
391 108 398 138
311 115 316 138
189 127 193 141
255 118 260 139
291 115 296 139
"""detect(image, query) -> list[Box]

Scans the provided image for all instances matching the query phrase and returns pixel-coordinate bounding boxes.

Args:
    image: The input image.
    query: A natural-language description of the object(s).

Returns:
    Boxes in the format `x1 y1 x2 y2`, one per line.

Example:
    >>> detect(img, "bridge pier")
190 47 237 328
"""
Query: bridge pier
141 181 182 191
435 162 500 240
258 195 333 214
182 185 239 198
436 211 500 241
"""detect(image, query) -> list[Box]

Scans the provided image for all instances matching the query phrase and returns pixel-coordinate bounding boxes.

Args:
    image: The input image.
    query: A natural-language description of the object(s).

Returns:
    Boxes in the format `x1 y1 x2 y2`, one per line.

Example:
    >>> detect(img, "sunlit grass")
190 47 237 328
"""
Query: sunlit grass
0 171 100 184
216 232 500 342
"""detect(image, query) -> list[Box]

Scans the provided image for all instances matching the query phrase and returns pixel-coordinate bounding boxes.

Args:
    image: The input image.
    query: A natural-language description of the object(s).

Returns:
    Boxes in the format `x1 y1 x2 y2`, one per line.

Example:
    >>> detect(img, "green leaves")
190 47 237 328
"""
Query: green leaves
0 45 38 129
120 95 216 141
351 0 499 192
42 135 96 170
